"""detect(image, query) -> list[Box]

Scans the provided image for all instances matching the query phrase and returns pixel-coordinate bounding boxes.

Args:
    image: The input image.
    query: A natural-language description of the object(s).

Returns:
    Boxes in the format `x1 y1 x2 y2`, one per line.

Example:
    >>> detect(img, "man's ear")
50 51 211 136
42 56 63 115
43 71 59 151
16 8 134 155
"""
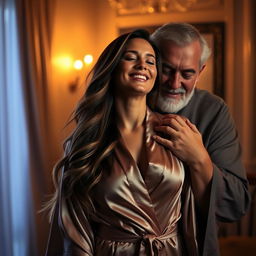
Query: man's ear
199 64 206 74
195 64 206 84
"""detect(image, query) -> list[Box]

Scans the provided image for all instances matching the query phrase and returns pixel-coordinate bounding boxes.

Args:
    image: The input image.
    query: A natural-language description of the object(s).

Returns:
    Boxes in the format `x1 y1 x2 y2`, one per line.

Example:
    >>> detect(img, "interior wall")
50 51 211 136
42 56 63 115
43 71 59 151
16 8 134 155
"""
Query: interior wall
49 0 98 166
233 0 256 173
250 0 256 172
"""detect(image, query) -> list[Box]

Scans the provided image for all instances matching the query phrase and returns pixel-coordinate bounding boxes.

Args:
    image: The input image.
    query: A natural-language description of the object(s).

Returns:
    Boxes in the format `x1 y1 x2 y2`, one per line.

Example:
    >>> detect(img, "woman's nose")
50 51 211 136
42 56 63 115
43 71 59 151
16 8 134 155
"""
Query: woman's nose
135 58 147 70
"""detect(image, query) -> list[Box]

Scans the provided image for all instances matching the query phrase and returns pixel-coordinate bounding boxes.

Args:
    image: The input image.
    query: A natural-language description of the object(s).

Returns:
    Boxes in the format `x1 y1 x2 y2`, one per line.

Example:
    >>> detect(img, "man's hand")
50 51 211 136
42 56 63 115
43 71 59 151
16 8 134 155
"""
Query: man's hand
154 114 213 213
153 114 208 167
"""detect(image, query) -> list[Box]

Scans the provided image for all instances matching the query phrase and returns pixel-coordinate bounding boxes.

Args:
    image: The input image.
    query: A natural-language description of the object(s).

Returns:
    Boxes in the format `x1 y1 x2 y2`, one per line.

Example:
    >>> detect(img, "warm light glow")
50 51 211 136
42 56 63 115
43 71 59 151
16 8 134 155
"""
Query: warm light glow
84 54 93 65
147 7 155 13
53 56 73 70
73 60 84 70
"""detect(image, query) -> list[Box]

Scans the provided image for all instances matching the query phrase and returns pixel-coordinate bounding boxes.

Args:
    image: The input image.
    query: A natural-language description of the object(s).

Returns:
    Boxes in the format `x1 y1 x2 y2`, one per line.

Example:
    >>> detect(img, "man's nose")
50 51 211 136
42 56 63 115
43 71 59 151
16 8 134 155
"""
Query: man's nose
168 72 180 89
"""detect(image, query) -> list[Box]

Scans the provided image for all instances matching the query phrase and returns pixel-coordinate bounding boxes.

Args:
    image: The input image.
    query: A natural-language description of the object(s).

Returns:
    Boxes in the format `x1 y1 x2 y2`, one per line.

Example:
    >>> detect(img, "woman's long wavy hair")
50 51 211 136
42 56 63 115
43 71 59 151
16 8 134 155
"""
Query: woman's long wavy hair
48 29 162 219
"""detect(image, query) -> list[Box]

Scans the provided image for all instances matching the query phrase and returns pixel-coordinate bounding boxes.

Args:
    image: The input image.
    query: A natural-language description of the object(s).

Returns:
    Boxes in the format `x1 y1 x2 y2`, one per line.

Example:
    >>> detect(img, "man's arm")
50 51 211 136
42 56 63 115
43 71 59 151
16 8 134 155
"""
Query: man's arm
153 114 213 214
153 109 250 221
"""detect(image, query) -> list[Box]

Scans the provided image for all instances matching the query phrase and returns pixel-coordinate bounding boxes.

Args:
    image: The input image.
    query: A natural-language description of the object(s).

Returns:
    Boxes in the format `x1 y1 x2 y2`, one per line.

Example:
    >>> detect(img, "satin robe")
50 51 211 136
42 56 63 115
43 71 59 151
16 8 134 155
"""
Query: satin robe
45 109 199 256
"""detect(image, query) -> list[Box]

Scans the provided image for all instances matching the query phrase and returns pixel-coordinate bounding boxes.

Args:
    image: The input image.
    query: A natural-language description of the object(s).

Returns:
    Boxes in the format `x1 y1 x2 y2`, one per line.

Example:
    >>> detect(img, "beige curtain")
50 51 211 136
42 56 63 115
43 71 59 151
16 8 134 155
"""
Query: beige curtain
16 0 55 254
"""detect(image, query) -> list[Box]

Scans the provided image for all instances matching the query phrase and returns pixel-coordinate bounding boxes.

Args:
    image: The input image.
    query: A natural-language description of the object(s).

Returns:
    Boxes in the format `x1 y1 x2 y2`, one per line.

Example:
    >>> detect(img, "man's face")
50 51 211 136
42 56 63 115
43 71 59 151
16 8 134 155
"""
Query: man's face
157 40 204 113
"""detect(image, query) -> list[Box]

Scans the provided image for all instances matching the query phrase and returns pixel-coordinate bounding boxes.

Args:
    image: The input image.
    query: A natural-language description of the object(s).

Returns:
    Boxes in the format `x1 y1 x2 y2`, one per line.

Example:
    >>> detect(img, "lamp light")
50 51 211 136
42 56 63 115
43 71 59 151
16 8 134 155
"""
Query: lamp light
69 55 93 93
73 60 84 70
53 56 73 70
84 54 93 65
53 54 93 93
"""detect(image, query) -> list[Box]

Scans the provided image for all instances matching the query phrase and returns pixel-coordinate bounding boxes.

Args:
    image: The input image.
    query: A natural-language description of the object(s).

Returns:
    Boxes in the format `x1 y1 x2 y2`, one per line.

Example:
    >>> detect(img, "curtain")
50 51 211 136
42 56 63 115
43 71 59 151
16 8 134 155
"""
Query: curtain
0 0 36 255
0 0 55 255
16 0 56 254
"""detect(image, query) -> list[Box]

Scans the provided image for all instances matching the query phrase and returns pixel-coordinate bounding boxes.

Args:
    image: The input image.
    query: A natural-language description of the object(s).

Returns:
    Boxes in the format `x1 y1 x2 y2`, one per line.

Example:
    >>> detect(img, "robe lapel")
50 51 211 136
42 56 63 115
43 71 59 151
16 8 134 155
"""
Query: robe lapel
114 132 162 234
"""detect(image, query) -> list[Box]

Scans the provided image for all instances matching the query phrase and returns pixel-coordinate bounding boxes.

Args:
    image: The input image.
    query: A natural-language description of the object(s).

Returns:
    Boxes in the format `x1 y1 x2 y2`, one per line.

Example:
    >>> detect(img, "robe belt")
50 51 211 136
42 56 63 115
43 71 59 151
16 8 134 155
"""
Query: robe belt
97 225 178 255
140 233 170 255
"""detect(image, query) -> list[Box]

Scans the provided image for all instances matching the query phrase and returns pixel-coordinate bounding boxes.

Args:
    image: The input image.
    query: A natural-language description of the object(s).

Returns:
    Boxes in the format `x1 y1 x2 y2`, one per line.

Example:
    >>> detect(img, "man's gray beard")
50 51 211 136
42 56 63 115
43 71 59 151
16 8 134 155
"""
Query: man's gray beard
156 88 195 113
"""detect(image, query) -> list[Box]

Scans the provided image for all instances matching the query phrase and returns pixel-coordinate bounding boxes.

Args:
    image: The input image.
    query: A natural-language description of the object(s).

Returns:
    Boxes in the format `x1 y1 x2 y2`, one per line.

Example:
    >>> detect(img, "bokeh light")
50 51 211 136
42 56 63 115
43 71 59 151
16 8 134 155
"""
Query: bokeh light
83 54 93 65
73 60 84 70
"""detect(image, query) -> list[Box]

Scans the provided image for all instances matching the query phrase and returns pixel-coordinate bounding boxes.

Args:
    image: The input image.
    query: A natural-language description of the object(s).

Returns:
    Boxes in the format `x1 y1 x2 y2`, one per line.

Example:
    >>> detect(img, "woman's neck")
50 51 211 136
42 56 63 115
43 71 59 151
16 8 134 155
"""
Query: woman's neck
115 96 147 132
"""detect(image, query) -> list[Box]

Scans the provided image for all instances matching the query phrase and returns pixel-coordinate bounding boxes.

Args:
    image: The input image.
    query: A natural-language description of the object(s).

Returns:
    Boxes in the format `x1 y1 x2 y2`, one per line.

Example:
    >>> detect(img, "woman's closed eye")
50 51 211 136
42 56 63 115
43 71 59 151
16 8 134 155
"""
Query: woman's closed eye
146 58 155 65
123 53 137 61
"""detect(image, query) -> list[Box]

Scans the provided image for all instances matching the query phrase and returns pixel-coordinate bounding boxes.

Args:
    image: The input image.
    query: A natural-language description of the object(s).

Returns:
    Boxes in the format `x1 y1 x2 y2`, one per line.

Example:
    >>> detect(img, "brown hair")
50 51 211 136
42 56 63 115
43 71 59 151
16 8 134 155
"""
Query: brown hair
48 29 162 219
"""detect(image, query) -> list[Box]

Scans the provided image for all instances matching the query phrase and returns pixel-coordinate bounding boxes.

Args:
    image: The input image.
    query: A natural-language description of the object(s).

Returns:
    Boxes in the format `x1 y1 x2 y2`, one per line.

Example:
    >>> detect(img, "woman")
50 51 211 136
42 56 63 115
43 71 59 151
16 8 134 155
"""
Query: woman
45 30 197 255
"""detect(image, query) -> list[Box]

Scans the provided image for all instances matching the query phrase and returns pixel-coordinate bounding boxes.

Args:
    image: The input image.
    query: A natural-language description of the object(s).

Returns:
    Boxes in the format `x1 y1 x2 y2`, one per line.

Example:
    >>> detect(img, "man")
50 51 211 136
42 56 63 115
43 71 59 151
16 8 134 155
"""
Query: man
150 23 250 255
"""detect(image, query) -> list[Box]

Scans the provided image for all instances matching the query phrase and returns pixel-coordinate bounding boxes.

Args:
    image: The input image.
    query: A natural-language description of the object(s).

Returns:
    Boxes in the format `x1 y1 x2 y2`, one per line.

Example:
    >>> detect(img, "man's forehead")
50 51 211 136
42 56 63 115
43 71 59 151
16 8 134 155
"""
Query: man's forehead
161 47 201 70
162 60 197 72
160 40 201 56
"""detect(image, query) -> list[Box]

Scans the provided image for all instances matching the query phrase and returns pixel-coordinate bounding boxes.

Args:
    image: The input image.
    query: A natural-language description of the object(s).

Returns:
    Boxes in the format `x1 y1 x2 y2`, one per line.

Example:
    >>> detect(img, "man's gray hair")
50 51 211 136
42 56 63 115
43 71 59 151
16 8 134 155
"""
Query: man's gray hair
150 22 211 67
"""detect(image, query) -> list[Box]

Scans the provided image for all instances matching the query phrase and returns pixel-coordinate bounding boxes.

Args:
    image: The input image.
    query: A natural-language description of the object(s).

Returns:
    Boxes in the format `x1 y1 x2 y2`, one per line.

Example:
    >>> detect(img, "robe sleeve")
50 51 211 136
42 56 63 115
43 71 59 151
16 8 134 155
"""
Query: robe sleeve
45 141 95 256
186 100 251 255
206 103 251 222
45 198 95 256
196 103 251 255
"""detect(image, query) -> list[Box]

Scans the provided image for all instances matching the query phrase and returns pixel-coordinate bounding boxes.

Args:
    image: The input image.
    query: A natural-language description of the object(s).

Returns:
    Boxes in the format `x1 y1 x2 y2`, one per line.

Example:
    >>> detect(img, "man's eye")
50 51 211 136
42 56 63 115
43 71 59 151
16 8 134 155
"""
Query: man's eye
182 73 193 79
162 67 170 74
163 67 174 76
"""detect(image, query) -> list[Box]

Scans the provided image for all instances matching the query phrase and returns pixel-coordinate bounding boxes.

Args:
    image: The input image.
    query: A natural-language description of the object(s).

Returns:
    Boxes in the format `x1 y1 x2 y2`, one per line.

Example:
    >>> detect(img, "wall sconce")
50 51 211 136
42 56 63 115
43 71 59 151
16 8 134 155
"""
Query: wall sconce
53 54 94 93
69 54 94 93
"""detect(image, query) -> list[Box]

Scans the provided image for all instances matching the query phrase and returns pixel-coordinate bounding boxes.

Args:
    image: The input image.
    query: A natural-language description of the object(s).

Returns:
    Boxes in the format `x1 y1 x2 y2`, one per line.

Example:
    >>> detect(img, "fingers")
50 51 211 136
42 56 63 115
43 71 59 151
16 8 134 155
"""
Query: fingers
185 119 199 133
158 114 199 133
161 114 188 128
153 134 174 149
162 114 188 123
155 115 188 134
154 124 178 138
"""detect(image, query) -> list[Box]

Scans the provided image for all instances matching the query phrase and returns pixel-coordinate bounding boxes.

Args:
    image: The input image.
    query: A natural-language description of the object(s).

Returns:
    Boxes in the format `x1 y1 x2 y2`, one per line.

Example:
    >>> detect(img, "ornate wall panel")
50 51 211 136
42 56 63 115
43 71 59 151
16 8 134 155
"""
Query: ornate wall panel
108 0 223 15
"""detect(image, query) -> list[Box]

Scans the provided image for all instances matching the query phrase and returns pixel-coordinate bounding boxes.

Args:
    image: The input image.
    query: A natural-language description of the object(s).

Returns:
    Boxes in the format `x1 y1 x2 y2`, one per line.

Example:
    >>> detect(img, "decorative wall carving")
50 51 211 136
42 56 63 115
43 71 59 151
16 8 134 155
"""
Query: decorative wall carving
170 0 223 12
108 0 223 16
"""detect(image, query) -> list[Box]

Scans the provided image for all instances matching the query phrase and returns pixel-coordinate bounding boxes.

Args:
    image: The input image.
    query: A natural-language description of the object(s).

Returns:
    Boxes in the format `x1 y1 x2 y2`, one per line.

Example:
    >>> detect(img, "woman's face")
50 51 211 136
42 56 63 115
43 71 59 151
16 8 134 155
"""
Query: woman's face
113 38 157 96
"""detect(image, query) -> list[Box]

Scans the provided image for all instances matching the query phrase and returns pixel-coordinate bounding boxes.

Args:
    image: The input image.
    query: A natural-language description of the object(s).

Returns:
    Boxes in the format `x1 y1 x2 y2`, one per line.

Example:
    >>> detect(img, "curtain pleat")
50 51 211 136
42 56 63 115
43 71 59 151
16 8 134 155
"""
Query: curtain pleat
15 0 56 254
